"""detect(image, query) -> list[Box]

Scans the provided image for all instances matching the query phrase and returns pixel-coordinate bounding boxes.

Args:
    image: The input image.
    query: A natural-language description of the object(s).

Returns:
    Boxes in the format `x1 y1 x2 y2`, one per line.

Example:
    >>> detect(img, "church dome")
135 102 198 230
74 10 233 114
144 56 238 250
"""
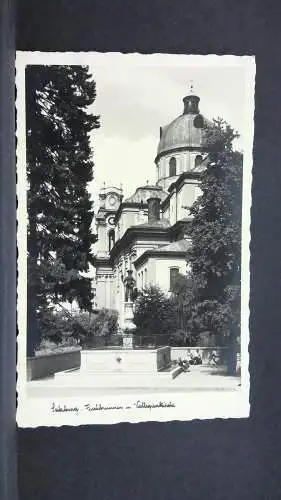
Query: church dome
156 90 211 160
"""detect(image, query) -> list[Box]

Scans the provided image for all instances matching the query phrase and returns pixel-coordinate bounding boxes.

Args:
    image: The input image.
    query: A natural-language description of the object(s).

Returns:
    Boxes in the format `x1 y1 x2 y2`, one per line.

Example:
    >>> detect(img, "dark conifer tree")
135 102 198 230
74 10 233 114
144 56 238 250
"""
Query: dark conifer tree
26 65 100 354
188 119 243 373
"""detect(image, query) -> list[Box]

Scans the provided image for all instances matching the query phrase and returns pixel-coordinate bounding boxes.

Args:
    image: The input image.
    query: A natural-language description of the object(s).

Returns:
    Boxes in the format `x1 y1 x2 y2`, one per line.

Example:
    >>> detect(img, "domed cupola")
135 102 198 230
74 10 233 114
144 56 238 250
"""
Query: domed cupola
155 85 211 190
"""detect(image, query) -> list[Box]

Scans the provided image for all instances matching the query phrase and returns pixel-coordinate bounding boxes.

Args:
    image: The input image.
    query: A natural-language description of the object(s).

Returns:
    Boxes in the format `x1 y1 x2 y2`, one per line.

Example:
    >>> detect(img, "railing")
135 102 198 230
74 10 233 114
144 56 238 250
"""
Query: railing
82 334 171 349
134 334 170 348
82 335 123 349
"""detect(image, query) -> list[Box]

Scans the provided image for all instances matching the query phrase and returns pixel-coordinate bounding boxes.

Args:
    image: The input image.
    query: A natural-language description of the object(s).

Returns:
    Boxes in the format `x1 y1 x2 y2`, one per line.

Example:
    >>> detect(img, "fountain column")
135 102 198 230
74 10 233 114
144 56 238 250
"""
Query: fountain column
122 269 137 348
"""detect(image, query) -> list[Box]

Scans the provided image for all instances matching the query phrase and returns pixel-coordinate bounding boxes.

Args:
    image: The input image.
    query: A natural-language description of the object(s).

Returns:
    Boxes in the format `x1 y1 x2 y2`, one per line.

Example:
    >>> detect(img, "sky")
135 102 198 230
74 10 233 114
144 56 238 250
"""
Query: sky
86 53 255 209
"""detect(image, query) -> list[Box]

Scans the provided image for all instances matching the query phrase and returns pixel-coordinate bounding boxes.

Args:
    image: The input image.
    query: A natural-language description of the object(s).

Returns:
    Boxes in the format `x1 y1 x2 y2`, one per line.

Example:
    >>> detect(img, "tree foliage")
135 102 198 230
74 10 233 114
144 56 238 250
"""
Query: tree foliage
188 118 243 356
37 309 118 350
26 65 100 354
133 286 176 336
76 309 119 343
169 274 195 345
26 65 100 308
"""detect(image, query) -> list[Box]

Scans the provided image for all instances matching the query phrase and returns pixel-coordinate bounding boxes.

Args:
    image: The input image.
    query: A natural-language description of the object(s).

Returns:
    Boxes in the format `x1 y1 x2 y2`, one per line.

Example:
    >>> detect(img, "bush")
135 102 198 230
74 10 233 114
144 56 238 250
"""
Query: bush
39 310 73 346
77 309 118 346
76 309 118 346
169 329 188 347
34 338 80 356
37 308 118 349
133 286 177 336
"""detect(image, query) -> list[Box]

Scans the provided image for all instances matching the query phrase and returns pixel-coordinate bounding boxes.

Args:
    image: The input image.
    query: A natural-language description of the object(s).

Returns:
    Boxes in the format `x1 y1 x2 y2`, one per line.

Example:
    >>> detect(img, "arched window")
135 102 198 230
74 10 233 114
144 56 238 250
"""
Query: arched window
108 229 115 252
195 155 203 167
169 157 177 177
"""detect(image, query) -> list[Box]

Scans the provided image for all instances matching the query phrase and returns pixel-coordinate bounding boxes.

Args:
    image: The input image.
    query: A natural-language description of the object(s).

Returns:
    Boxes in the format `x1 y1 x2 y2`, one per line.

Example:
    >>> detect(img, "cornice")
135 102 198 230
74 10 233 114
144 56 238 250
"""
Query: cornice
155 145 209 163
110 225 170 263
92 255 111 267
168 171 201 193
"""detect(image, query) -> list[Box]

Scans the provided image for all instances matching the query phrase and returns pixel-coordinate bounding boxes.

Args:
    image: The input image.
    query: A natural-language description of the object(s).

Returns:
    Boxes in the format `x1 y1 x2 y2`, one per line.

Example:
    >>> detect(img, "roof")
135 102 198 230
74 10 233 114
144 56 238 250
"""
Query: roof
134 238 191 268
167 171 201 193
156 113 211 159
109 220 192 264
124 184 167 204
134 218 170 229
156 239 191 252
110 223 170 263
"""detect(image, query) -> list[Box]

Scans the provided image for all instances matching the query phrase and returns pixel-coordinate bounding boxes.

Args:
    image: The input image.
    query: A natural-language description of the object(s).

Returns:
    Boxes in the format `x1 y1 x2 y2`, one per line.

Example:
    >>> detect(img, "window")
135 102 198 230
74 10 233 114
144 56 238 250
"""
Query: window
144 268 147 287
108 229 115 252
195 155 203 167
169 157 177 177
170 267 179 291
193 114 204 129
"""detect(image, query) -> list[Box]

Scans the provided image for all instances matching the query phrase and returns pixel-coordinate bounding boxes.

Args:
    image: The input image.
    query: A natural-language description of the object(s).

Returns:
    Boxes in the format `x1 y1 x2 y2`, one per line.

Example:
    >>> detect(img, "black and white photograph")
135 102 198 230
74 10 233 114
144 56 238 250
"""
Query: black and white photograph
16 52 255 426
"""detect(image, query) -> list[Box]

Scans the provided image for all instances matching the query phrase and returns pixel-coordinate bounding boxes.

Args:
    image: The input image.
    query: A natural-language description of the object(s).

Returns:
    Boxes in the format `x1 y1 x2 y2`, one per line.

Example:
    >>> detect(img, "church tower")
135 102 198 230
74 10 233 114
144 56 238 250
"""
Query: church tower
94 185 123 309
155 86 210 191
95 185 123 258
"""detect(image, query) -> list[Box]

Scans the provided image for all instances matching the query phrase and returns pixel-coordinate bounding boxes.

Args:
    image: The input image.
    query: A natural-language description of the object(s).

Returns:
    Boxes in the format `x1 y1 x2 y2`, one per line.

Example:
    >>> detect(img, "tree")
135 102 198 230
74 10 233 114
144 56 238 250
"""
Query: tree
37 309 119 350
133 286 176 337
170 273 195 345
188 118 243 373
26 65 100 355
76 309 119 347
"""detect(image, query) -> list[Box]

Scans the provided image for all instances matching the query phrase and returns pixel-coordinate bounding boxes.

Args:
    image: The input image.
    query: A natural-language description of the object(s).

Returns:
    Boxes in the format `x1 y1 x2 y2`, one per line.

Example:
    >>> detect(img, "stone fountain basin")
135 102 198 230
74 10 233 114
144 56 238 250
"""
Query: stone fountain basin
79 347 171 373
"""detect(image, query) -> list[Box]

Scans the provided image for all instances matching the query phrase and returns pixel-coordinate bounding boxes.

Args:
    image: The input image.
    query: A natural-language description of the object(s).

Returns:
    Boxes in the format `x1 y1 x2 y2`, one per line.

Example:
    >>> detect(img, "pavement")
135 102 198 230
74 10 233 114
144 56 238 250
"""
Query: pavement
18 364 248 427
26 364 241 399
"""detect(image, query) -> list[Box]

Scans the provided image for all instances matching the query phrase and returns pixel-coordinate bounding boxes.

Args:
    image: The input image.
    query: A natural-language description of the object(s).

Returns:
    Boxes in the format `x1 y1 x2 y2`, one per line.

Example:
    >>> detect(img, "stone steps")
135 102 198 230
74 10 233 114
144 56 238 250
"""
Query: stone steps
50 366 183 387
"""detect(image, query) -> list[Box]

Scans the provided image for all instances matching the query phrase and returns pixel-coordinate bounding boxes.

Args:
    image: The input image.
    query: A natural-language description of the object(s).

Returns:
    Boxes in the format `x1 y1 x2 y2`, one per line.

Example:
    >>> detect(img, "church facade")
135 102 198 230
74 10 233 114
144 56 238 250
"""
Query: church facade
93 88 212 327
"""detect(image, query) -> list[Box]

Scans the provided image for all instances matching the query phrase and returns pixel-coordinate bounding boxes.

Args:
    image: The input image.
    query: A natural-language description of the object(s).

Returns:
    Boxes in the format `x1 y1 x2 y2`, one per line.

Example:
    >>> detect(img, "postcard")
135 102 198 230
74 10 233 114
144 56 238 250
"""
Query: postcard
16 52 255 426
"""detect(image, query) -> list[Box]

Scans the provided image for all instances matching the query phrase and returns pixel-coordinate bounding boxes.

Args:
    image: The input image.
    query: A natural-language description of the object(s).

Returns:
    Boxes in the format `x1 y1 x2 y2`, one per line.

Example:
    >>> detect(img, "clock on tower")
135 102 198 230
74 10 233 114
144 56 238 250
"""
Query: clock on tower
108 194 118 208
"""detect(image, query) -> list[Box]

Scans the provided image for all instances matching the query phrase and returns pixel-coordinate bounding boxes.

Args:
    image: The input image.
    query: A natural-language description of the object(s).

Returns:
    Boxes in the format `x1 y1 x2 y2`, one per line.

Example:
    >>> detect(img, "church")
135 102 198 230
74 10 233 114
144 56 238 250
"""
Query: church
93 87 212 327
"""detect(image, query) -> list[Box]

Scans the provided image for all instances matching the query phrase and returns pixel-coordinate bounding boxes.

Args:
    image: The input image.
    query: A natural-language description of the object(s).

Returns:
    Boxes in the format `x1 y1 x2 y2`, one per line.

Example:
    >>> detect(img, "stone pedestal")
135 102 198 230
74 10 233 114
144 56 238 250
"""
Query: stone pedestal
123 336 134 349
122 301 136 349
123 301 136 331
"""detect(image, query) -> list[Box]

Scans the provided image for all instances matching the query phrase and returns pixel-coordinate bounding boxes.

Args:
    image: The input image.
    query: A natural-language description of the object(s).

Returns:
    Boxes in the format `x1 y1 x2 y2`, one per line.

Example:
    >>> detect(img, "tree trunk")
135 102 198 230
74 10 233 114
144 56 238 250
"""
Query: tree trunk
227 335 237 376
27 300 39 357
27 252 40 357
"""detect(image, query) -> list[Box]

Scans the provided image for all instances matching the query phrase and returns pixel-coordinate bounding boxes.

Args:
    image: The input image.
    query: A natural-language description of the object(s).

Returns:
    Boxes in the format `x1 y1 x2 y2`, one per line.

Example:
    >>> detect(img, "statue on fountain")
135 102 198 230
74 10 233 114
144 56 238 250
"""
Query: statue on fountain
123 269 136 302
